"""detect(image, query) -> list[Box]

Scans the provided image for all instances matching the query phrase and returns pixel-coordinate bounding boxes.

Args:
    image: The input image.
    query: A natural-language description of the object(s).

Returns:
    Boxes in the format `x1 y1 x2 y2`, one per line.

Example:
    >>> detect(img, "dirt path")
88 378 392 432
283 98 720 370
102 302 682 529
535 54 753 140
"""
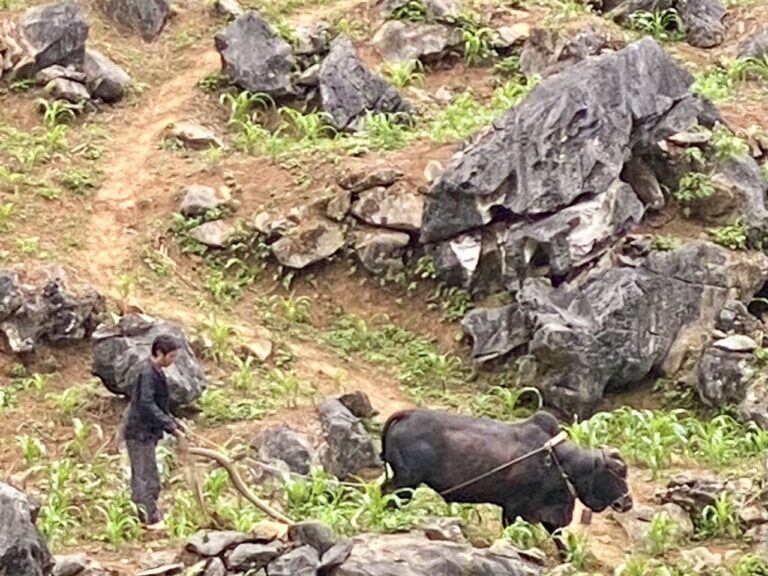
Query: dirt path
82 47 220 290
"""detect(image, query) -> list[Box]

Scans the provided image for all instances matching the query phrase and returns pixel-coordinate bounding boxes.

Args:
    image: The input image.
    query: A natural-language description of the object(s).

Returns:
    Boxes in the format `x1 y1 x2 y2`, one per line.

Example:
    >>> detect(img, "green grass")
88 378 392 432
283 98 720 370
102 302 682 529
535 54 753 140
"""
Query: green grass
672 172 715 205
628 9 685 42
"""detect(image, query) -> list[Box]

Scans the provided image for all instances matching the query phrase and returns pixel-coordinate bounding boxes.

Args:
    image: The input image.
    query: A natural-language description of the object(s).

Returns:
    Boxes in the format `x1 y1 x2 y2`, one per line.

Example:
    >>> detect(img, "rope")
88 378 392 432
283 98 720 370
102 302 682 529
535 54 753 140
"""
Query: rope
440 431 569 497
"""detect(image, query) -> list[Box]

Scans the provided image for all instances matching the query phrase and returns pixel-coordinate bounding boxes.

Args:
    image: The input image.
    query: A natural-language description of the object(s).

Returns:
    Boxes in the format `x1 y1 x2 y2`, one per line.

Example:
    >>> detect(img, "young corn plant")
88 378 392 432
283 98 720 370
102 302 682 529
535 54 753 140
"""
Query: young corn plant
628 9 685 41
491 76 541 111
462 27 497 65
200 315 236 364
691 68 733 102
220 91 275 126
96 492 142 546
17 434 47 466
694 492 741 539
503 517 549 549
279 107 334 142
557 530 592 570
380 60 425 89
731 554 768 576
646 511 680 555
36 99 80 129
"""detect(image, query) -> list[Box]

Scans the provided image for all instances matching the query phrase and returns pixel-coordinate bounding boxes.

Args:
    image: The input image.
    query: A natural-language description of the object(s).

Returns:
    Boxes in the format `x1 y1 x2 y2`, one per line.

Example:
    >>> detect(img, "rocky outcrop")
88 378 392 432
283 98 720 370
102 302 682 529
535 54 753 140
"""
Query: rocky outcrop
319 35 412 131
317 398 382 480
0 483 53 576
520 25 621 78
215 12 295 97
373 21 461 62
190 221 236 248
0 268 104 354
83 49 130 102
463 242 768 417
99 0 170 42
91 313 207 407
421 39 701 246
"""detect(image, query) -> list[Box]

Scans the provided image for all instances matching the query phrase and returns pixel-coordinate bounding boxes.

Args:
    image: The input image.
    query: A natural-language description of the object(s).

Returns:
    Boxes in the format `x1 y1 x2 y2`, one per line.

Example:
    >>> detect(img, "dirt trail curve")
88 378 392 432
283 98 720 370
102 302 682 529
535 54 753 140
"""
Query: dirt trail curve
83 47 220 290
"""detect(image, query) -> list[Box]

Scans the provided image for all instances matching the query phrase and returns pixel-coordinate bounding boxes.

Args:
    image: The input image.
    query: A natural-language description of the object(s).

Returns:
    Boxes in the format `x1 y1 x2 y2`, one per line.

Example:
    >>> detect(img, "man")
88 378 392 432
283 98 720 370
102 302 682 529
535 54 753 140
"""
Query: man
124 334 184 529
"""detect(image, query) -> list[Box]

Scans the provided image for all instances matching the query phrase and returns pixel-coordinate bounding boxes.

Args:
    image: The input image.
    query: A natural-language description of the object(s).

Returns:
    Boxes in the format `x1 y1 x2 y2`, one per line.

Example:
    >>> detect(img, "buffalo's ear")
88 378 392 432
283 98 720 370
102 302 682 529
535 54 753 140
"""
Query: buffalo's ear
604 450 628 477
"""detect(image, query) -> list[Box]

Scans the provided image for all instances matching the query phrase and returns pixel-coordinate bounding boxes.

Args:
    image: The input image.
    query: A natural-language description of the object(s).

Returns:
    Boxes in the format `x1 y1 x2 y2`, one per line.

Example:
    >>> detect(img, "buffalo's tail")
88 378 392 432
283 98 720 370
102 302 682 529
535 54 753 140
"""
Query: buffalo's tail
380 410 413 482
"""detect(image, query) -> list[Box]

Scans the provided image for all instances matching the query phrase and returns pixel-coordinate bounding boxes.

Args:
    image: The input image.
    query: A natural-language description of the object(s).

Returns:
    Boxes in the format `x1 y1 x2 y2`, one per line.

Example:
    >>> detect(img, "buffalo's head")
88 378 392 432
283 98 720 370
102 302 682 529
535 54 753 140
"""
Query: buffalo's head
568 447 633 514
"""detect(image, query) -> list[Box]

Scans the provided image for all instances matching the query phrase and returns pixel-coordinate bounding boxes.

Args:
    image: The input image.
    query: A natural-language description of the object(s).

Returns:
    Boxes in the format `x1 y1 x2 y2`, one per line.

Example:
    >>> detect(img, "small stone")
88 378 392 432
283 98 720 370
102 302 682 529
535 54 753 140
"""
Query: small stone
355 229 411 276
713 335 758 353
186 531 249 557
351 186 424 231
270 220 345 269
135 564 184 576
740 505 768 528
424 160 444 183
418 517 465 542
83 49 131 103
668 131 711 146
434 86 452 103
202 557 227 576
250 520 289 542
337 391 377 418
190 221 236 248
226 542 282 571
139 551 179 569
680 546 722 571
168 121 223 149
240 337 273 362
212 0 243 20
495 23 531 48
318 541 354 572
326 189 352 221
53 554 90 576
36 65 86 85
296 63 320 87
46 78 90 102
180 185 232 217
339 168 402 193
266 545 319 576
288 521 338 555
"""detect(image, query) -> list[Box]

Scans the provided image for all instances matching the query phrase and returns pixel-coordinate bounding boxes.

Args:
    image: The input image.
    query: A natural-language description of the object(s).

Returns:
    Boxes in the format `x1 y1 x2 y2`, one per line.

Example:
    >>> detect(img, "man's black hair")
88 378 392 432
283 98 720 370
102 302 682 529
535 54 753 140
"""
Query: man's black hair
151 334 181 357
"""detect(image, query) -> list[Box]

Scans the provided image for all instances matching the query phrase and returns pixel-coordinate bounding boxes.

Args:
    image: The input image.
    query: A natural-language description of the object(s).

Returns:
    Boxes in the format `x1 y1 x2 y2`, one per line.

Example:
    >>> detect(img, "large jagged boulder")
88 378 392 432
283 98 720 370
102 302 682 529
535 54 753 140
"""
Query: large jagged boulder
83 49 131 102
319 35 412 131
0 269 104 354
270 219 345 269
99 0 170 42
520 25 622 78
463 242 768 417
214 12 295 97
739 27 768 60
0 483 54 576
17 1 89 76
91 314 207 407
252 425 314 475
373 21 461 62
334 533 542 576
421 38 702 246
317 398 381 480
676 0 725 49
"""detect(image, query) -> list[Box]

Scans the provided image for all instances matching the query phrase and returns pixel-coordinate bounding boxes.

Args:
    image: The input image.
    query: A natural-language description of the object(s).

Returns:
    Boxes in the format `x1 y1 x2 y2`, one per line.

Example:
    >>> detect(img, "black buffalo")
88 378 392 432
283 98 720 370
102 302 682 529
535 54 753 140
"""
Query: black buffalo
381 409 632 538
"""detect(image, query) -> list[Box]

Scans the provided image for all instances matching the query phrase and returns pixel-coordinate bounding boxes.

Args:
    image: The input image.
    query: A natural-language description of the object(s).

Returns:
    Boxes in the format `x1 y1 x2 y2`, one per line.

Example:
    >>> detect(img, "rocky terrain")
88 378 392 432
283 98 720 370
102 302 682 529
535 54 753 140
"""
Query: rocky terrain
2 0 768 574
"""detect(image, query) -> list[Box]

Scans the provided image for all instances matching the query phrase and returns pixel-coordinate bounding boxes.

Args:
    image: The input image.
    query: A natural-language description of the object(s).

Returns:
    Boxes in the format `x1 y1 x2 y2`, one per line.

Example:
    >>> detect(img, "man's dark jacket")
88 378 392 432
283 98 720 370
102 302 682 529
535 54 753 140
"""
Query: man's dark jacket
124 358 176 442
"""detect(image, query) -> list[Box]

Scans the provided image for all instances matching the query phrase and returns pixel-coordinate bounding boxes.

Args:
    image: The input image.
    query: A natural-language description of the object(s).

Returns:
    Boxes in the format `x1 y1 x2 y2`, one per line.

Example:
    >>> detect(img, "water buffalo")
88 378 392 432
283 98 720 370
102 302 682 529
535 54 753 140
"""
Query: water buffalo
381 409 632 539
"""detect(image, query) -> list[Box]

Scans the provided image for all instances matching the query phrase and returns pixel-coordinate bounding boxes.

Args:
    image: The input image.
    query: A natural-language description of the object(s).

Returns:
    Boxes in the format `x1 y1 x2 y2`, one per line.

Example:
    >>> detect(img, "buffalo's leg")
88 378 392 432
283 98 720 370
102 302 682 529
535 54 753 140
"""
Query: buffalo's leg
543 521 567 560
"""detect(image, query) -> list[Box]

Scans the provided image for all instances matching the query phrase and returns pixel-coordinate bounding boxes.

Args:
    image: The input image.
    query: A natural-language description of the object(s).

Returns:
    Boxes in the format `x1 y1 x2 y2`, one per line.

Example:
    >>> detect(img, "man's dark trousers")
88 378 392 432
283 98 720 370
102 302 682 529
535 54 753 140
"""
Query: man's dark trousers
126 438 161 524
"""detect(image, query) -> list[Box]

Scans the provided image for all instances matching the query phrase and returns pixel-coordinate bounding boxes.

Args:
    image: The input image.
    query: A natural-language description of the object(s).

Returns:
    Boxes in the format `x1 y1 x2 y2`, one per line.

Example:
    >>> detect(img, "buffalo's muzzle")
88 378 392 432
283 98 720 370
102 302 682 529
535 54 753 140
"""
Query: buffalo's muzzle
611 494 633 513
